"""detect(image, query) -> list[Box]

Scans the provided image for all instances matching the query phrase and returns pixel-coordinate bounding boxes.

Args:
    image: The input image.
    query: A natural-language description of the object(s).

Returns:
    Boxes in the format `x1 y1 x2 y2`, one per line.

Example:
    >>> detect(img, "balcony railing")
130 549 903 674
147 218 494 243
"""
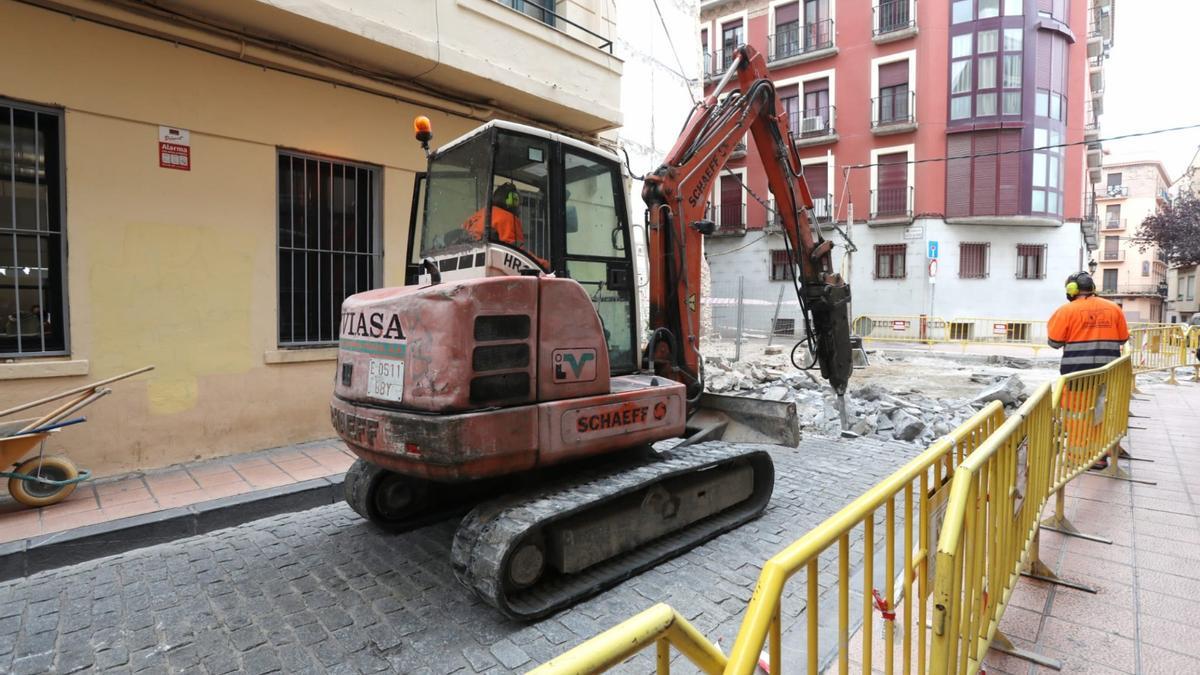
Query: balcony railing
872 90 916 128
1104 184 1129 198
770 194 833 229
1105 284 1169 297
492 0 613 53
874 0 914 36
786 105 837 140
1102 249 1126 262
720 44 739 70
710 201 746 235
703 51 714 79
870 186 912 220
1104 218 1125 230
767 19 834 62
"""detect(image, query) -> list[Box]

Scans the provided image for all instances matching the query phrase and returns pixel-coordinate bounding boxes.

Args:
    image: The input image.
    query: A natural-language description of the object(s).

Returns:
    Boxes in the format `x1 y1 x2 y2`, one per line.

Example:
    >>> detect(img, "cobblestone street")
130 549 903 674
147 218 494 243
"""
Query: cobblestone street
0 437 921 674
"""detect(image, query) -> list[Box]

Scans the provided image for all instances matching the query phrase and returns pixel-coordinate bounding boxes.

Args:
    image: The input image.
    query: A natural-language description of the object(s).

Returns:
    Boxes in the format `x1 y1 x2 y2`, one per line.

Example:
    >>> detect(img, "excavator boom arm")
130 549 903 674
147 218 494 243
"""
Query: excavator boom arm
641 44 853 405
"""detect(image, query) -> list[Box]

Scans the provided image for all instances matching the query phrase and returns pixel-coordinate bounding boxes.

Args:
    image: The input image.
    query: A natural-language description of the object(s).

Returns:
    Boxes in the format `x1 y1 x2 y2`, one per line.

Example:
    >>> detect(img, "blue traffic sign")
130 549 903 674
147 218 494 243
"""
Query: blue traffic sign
928 240 939 259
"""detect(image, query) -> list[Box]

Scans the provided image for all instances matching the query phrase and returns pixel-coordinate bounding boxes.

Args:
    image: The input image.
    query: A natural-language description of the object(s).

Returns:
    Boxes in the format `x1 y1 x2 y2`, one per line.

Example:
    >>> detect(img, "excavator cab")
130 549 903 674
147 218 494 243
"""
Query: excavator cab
405 121 639 374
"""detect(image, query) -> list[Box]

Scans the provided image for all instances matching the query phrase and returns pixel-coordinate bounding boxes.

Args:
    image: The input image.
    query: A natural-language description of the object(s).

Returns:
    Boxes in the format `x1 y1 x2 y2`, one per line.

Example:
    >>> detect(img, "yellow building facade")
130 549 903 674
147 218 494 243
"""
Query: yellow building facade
0 0 622 475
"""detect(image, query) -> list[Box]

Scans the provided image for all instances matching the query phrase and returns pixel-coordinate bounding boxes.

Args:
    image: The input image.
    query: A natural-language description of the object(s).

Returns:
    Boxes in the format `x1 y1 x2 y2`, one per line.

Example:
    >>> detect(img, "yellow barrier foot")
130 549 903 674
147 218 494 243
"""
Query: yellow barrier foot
990 630 1063 670
1117 445 1153 463
1168 368 1180 386
1021 557 1099 594
1091 460 1157 486
1039 516 1113 545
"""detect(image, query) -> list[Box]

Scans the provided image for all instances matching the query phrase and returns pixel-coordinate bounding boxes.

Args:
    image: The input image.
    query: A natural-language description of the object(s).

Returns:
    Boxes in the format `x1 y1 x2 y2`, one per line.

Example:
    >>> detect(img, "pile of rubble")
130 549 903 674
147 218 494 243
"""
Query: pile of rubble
704 353 1032 447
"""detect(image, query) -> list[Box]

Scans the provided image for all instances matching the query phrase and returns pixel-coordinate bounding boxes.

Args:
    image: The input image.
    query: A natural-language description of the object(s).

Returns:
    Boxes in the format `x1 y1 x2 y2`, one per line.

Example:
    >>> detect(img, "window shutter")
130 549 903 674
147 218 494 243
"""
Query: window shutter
777 84 799 99
997 130 1021 215
804 77 830 98
775 2 800 25
972 132 998 216
804 162 829 199
945 135 972 217
879 60 909 88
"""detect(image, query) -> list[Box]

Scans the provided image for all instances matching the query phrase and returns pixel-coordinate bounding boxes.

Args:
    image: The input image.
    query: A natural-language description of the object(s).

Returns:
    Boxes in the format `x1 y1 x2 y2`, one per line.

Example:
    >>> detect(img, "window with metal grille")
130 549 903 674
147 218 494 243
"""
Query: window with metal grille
278 151 381 346
1 101 66 357
959 242 989 278
773 318 795 336
875 244 906 279
770 249 793 280
948 322 972 340
1015 244 1046 279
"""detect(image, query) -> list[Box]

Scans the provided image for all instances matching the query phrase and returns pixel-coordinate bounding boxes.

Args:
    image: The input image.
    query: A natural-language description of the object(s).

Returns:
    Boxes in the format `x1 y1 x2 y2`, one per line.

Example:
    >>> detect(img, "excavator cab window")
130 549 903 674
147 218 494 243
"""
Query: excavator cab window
419 134 490 257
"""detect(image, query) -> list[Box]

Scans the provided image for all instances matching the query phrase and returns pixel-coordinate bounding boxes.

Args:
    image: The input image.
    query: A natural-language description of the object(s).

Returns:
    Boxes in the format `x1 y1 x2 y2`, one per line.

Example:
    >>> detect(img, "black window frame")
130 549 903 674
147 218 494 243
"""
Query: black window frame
0 98 69 359
770 249 794 281
874 244 907 279
1015 243 1047 280
277 149 382 348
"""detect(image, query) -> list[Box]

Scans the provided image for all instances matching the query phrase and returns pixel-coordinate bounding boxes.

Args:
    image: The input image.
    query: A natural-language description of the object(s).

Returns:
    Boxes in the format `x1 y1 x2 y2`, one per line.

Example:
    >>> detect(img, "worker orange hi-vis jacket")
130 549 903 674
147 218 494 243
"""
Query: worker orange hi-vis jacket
462 206 526 247
1047 295 1129 374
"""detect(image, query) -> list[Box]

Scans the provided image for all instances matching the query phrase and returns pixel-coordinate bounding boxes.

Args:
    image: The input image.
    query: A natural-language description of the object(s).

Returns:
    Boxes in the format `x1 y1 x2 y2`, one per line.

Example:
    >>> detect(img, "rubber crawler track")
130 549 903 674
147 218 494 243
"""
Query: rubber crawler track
450 442 775 621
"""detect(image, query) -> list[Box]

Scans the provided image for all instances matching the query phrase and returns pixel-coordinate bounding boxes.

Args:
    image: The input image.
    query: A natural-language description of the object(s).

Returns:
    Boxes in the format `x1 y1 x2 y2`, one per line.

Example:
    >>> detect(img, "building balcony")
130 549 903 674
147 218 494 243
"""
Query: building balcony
1099 184 1129 199
871 91 917 135
786 106 838 147
729 141 748 159
1103 217 1126 231
766 19 836 67
769 193 834 230
869 186 913 223
703 51 714 81
709 201 747 237
1089 55 1105 93
1084 102 1100 141
1087 144 1103 170
160 0 623 131
873 0 917 44
1101 249 1126 262
1089 6 1114 46
1103 283 1169 298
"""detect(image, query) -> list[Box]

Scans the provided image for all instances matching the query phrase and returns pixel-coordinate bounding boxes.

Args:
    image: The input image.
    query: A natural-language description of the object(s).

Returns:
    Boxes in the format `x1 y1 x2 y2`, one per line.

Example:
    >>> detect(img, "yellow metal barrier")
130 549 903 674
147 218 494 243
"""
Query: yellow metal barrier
930 356 1132 674
528 604 726 675
533 402 1005 674
852 315 948 345
1126 325 1190 384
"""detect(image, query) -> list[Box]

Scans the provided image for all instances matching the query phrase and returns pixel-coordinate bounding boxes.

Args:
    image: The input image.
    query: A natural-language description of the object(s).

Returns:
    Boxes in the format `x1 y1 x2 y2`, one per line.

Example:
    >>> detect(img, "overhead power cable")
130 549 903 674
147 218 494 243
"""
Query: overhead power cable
843 121 1200 170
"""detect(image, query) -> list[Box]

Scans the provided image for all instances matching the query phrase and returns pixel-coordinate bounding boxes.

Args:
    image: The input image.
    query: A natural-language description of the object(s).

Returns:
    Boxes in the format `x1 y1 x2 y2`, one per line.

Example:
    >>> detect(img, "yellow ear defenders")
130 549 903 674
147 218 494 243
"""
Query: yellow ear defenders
1066 281 1080 297
505 189 520 209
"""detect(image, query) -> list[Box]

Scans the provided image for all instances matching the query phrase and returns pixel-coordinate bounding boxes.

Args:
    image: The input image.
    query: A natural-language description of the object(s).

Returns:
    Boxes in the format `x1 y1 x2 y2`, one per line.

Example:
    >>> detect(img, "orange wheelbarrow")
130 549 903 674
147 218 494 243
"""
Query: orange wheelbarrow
0 366 152 507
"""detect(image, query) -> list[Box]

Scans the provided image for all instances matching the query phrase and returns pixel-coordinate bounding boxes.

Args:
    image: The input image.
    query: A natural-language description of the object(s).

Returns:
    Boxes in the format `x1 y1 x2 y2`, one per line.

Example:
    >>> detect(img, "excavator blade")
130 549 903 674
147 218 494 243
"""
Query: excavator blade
686 392 801 447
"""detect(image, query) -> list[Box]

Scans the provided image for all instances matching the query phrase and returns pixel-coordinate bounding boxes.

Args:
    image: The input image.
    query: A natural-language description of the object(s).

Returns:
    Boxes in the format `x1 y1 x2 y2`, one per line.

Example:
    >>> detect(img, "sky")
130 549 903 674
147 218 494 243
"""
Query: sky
1101 0 1200 181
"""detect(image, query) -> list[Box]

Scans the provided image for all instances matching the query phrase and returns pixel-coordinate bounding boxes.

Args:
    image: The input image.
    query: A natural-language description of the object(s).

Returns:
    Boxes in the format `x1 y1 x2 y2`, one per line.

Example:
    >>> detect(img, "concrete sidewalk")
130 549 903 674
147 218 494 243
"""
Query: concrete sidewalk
0 439 355 579
985 376 1200 674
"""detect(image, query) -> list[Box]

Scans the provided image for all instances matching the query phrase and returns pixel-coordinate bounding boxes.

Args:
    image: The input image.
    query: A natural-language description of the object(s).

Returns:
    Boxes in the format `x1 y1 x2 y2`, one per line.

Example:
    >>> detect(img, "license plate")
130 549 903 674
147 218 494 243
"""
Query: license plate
367 359 405 402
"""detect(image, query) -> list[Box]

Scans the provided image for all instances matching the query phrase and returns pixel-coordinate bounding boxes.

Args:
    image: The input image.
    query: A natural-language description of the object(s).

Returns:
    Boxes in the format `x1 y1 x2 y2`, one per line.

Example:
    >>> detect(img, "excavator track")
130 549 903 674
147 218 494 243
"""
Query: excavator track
450 442 774 621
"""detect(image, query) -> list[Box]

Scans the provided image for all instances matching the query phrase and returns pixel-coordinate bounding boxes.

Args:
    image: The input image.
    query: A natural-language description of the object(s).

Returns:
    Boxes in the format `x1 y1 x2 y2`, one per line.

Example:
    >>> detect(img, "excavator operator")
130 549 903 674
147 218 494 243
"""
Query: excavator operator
462 181 526 247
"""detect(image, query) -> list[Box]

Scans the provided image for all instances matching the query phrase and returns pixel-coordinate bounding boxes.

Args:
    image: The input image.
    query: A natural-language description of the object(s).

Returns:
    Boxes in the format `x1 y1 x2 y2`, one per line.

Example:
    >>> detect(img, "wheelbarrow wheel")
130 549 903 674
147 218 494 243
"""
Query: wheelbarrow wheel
9 455 79 507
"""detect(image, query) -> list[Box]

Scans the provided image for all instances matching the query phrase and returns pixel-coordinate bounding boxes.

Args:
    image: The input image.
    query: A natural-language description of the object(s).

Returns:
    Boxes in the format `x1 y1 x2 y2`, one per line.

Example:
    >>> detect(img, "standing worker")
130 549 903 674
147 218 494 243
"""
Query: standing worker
1047 272 1130 470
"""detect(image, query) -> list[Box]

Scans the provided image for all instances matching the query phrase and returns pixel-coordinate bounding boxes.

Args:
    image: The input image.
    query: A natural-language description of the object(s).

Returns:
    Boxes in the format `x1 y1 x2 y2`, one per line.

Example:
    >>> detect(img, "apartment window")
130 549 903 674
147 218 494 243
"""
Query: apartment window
499 0 555 26
1004 0 1022 14
952 0 973 23
874 152 910 218
1107 172 1123 189
877 60 911 125
876 0 912 34
773 2 800 60
803 78 832 135
781 92 801 133
959 243 989 278
945 130 1020 218
1031 127 1063 215
770 250 794 280
1 101 66 357
803 0 832 51
1142 261 1151 277
721 20 744 69
951 26 1021 122
1103 235 1120 261
875 244 907 279
278 151 380 346
1015 244 1046 279
1187 275 1196 301
1105 204 1120 228
979 0 1000 18
718 174 744 229
1102 268 1118 293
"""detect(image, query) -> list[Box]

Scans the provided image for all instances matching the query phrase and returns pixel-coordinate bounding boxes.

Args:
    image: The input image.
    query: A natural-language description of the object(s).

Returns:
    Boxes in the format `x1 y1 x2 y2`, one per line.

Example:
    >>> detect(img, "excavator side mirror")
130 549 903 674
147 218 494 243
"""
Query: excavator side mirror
691 219 716 236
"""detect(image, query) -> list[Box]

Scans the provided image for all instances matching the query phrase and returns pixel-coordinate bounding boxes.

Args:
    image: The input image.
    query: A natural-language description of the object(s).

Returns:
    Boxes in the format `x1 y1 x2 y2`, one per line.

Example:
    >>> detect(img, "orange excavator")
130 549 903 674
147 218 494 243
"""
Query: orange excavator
330 45 852 620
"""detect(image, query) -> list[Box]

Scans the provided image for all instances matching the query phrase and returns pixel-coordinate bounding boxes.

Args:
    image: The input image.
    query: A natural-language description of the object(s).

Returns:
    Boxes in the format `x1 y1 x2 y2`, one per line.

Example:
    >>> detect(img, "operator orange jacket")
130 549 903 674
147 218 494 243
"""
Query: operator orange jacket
462 206 526 247
1047 295 1129 374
